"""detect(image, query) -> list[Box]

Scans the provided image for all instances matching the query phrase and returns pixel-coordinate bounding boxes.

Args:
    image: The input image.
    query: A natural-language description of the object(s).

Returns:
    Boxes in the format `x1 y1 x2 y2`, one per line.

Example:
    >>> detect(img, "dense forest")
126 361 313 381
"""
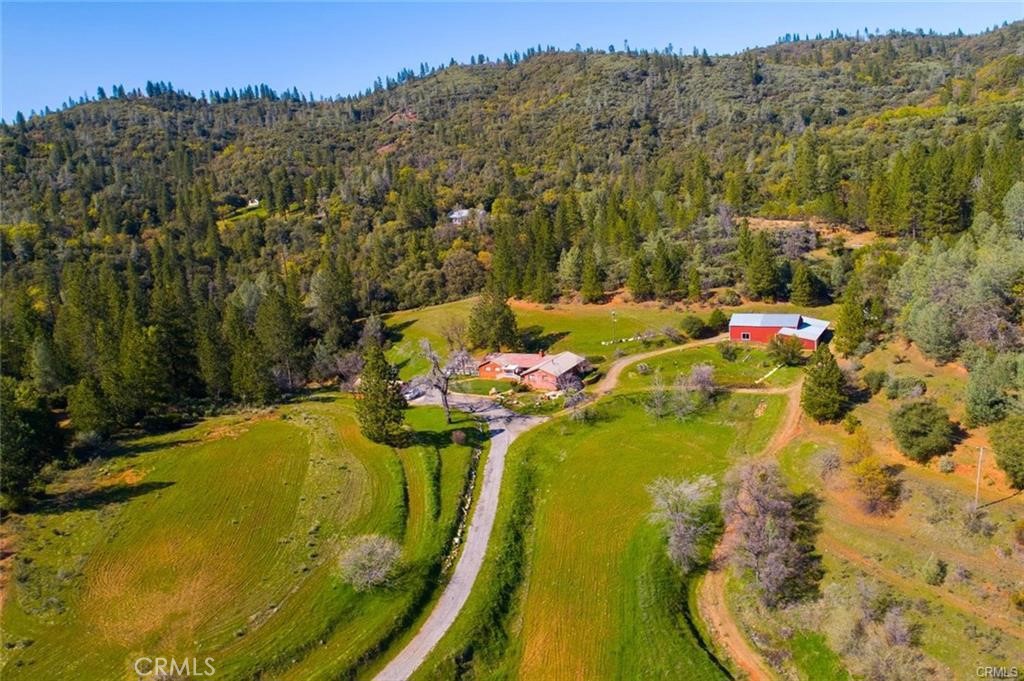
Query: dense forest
2 23 1023 500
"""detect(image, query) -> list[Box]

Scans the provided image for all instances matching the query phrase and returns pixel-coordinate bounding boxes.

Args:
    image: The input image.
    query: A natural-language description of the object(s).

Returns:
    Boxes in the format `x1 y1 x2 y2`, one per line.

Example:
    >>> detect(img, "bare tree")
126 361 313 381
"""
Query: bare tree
648 475 717 573
722 461 821 607
420 339 472 423
439 316 469 351
339 534 401 591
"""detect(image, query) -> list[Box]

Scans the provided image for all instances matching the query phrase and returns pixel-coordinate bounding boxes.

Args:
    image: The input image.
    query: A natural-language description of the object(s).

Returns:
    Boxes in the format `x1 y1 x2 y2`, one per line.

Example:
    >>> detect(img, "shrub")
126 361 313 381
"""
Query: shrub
716 341 738 361
937 456 955 473
843 413 861 434
679 314 707 339
707 308 728 332
635 362 652 375
886 376 926 400
921 555 947 586
863 369 888 395
991 414 1024 490
767 334 806 366
852 455 901 514
339 535 401 591
843 429 873 463
451 430 467 446
717 289 741 306
889 400 956 463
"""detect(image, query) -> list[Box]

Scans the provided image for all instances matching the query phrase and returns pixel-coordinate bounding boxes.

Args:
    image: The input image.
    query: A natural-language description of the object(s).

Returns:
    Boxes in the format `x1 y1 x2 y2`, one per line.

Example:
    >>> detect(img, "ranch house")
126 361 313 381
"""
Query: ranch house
728 313 830 350
477 351 591 391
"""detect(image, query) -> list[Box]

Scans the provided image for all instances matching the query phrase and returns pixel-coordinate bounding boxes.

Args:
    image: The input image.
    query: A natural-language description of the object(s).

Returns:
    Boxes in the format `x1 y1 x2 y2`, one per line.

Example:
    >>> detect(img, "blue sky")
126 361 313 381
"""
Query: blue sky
2 2 1020 117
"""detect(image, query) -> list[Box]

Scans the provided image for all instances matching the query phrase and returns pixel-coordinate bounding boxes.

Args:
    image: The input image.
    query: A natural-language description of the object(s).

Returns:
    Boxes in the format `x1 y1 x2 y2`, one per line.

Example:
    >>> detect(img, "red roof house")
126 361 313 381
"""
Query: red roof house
477 351 590 391
728 313 830 350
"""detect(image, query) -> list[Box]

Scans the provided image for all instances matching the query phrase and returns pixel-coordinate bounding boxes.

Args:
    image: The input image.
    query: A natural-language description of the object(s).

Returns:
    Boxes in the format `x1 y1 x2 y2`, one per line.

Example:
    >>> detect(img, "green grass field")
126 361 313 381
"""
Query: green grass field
386 298 834 379
615 344 802 392
1 395 483 681
415 390 785 680
451 378 513 395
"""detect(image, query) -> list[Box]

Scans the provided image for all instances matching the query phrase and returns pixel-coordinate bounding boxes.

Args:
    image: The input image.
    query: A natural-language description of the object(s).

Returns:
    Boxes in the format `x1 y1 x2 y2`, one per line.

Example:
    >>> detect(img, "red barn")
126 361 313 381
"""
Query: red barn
728 313 829 350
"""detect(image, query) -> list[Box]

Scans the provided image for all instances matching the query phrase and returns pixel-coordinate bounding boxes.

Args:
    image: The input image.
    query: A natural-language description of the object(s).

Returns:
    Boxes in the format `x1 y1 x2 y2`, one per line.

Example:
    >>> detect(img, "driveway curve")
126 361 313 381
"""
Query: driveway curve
374 392 544 681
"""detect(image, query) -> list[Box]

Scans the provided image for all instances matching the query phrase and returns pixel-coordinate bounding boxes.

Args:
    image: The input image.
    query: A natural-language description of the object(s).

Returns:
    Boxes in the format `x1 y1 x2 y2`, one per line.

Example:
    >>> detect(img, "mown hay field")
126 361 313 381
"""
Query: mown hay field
1 395 482 681
415 390 785 680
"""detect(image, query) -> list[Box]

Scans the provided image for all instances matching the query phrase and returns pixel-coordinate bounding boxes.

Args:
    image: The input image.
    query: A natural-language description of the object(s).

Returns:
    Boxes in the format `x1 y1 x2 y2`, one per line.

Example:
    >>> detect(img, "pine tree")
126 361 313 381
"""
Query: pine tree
223 303 276 404
68 374 116 436
801 346 848 422
627 255 653 301
650 241 675 300
580 249 604 303
467 288 519 351
744 232 778 300
789 261 815 307
356 343 406 445
255 278 306 390
687 266 702 302
195 303 231 400
834 277 866 356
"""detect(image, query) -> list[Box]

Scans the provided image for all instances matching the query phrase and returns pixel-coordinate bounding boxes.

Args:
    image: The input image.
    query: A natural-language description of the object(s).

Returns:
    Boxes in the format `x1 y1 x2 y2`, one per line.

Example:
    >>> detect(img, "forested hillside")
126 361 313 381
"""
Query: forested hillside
2 24 1022 488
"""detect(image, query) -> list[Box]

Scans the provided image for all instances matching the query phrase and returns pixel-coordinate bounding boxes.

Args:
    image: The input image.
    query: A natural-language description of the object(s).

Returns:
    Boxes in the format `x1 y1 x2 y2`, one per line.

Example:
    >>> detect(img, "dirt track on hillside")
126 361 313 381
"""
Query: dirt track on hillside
695 380 804 681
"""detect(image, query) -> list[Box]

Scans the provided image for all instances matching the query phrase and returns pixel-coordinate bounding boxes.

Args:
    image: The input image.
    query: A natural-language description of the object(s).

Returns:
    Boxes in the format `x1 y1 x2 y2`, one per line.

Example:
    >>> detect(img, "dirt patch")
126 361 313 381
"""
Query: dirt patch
203 411 278 443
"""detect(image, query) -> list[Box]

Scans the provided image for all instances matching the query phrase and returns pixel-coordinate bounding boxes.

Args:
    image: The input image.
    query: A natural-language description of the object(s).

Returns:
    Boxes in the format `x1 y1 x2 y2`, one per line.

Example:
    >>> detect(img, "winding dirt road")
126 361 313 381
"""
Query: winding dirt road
695 379 804 681
594 334 726 396
374 393 544 681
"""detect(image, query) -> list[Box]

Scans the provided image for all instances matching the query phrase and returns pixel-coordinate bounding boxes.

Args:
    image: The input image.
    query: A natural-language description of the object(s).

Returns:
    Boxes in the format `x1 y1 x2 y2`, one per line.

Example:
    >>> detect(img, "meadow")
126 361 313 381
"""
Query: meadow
1 395 484 681
415 389 786 680
385 298 835 379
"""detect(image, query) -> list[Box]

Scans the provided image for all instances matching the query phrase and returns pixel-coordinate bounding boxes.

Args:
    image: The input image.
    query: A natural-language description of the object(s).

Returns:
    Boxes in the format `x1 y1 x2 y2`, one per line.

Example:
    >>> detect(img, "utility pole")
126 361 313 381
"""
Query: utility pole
974 446 984 509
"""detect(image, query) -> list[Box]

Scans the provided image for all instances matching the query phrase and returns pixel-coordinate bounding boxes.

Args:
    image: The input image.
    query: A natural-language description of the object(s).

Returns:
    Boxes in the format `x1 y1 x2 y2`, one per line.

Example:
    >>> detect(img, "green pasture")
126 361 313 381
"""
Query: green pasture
416 391 785 680
1 395 483 681
615 344 802 392
386 298 833 379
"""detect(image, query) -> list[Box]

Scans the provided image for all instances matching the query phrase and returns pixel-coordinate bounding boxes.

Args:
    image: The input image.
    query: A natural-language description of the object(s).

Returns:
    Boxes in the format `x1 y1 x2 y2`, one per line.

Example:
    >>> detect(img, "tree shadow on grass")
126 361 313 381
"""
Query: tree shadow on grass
406 421 489 451
36 481 174 515
783 490 825 604
520 326 569 353
386 319 418 343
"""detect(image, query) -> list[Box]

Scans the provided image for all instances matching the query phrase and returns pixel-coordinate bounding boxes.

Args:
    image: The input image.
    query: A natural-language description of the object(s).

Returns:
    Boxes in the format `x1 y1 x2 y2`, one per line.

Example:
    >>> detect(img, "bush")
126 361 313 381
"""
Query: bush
852 455 900 514
717 289 741 306
863 370 888 395
707 308 728 333
889 400 956 463
635 362 652 375
886 376 926 400
716 341 738 361
679 314 708 339
921 555 947 586
767 334 806 366
991 414 1024 490
451 430 467 446
339 535 401 591
843 413 861 434
937 456 955 473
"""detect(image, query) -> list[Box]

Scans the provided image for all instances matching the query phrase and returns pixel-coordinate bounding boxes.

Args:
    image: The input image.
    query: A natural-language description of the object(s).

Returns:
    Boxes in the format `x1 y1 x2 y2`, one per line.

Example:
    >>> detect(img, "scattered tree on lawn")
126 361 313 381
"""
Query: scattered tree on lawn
356 343 407 444
722 461 822 607
852 455 901 514
339 534 401 591
419 339 472 423
801 345 848 422
834 275 866 356
789 260 815 306
889 400 956 463
648 475 718 573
